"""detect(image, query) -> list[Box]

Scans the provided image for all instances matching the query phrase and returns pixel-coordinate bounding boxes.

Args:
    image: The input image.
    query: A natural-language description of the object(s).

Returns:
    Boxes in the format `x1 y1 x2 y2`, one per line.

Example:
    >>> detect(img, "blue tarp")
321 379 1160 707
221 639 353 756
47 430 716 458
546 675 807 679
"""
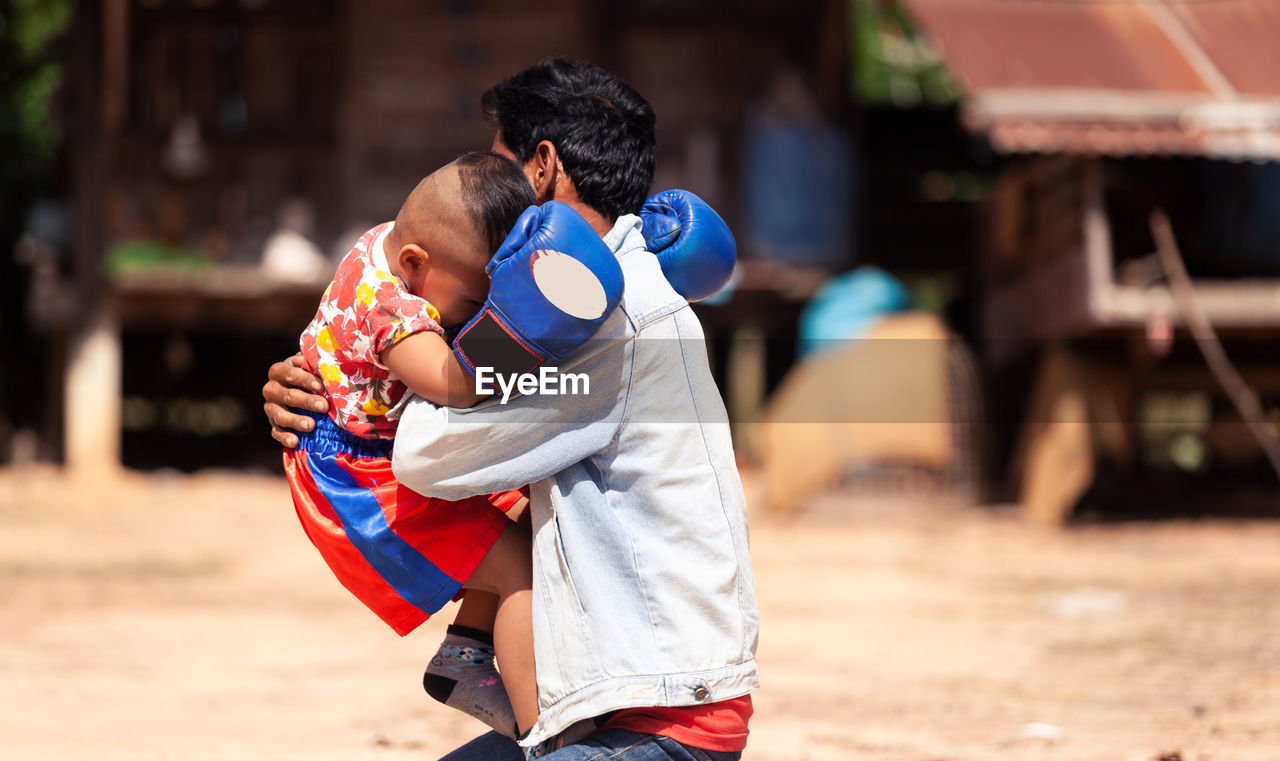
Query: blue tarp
797 267 911 358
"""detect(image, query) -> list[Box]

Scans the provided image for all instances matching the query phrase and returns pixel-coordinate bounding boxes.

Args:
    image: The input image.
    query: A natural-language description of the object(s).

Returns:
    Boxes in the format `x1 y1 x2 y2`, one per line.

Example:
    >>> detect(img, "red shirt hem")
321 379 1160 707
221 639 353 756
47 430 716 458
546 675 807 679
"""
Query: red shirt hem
599 695 753 752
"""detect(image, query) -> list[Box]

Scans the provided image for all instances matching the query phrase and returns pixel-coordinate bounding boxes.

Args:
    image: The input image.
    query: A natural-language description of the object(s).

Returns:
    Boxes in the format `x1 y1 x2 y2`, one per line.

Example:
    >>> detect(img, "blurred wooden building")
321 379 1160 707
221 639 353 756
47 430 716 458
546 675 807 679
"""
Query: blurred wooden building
898 0 1280 519
44 0 1280 520
43 0 848 473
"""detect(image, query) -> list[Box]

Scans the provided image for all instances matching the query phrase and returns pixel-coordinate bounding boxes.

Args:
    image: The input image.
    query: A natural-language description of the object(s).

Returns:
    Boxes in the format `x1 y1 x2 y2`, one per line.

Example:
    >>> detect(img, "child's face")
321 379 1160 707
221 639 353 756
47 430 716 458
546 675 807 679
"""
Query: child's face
393 163 498 330
424 257 490 330
405 248 490 331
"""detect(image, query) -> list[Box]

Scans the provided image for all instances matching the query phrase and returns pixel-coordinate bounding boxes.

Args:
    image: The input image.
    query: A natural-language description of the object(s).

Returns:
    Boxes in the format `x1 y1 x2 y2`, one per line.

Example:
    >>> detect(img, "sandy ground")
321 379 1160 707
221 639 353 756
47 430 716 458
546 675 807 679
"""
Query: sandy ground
1 466 1277 761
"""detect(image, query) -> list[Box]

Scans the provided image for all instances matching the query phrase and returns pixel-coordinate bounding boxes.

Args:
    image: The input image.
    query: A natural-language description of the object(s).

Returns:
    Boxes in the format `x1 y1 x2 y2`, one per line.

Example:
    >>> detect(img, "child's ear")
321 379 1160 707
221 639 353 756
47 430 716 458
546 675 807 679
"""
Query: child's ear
398 244 429 277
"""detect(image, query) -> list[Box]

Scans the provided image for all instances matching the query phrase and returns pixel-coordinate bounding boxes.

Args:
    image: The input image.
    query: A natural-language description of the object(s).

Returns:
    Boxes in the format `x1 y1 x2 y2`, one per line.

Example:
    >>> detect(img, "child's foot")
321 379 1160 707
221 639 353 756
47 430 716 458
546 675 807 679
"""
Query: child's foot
423 625 519 739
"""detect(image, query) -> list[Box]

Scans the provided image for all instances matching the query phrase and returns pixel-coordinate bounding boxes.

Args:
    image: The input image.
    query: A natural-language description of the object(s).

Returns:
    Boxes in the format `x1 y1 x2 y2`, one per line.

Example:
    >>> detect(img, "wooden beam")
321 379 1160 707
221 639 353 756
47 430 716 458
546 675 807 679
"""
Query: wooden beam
1104 281 1280 328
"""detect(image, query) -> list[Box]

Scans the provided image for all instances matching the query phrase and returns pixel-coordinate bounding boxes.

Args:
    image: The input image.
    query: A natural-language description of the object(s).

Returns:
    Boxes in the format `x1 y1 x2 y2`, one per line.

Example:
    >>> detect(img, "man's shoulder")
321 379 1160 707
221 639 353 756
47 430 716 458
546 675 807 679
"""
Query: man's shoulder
616 250 689 329
604 215 691 326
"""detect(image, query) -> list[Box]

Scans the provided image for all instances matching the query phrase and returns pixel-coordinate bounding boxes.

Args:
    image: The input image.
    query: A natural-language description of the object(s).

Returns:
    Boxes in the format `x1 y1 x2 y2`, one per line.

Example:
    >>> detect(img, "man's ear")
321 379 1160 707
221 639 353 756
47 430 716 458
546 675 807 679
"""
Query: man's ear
398 244 429 278
530 140 564 202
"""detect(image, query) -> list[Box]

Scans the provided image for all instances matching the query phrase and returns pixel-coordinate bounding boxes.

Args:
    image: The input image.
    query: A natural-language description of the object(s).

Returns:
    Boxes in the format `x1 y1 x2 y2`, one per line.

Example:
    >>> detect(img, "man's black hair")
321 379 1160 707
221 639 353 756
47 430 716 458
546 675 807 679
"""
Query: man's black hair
481 58 656 221
454 150 537 254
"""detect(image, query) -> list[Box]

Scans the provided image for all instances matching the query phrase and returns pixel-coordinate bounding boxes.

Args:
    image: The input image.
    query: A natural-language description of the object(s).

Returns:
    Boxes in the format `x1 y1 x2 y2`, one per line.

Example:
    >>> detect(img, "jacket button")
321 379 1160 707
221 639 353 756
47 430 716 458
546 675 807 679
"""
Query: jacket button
693 687 709 701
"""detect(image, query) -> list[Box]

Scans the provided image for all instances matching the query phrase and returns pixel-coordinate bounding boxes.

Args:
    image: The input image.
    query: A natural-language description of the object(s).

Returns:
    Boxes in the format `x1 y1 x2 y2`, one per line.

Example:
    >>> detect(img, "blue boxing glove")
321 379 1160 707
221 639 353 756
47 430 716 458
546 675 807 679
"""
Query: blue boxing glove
640 189 737 303
452 200 622 379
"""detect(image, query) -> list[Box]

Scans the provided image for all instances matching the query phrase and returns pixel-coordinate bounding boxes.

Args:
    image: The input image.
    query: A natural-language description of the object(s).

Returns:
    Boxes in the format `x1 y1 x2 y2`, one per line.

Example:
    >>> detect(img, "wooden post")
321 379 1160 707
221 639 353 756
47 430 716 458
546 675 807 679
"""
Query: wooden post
64 305 122 479
728 324 766 459
102 0 129 131
1082 158 1114 318
61 2 115 475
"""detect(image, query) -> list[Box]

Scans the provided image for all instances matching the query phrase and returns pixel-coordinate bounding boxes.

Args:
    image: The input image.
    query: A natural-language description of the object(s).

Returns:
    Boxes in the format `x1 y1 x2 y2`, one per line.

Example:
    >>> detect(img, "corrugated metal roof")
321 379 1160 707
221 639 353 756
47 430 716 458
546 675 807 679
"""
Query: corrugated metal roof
900 0 1280 159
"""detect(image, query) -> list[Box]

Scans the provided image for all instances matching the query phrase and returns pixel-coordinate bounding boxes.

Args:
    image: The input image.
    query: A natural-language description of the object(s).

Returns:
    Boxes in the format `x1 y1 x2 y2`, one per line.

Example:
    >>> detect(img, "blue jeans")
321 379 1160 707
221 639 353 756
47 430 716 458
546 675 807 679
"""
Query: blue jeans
438 729 742 761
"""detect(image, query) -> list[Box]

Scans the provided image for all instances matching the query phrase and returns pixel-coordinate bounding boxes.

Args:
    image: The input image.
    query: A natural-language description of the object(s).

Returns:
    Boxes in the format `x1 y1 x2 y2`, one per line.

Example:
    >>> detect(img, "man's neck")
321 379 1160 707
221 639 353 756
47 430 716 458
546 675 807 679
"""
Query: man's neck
574 204 615 238
542 178 615 236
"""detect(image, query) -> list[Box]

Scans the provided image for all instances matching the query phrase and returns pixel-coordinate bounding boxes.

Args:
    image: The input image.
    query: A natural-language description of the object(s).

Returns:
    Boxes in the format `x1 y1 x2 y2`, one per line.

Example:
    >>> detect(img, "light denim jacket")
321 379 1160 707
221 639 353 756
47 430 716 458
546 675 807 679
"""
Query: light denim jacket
391 215 760 746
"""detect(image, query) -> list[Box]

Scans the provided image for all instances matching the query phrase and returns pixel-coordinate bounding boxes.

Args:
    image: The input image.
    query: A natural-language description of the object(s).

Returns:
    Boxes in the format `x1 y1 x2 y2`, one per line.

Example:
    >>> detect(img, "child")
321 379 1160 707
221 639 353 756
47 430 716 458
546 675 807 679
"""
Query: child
282 151 539 738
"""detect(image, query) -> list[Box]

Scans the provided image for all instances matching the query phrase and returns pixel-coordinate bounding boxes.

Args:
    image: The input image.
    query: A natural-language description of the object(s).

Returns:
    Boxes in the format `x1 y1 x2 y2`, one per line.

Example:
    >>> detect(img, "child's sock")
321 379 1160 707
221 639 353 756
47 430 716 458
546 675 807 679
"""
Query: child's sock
423 625 519 739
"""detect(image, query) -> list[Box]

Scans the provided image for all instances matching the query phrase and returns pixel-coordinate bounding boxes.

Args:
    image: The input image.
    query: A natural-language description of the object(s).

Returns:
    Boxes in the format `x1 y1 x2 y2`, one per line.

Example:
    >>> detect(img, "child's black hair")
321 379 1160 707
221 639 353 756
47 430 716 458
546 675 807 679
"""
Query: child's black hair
454 150 537 254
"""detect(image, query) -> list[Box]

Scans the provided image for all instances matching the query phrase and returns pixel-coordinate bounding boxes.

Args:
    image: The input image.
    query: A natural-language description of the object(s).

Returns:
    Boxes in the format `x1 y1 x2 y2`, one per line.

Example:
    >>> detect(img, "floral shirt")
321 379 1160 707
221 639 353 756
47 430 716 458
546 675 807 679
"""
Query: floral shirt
300 222 443 439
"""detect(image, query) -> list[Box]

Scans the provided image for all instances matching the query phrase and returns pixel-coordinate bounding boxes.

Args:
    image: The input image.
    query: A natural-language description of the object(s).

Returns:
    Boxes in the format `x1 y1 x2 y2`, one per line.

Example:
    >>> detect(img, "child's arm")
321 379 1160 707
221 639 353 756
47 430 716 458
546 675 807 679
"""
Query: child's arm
382 331 487 409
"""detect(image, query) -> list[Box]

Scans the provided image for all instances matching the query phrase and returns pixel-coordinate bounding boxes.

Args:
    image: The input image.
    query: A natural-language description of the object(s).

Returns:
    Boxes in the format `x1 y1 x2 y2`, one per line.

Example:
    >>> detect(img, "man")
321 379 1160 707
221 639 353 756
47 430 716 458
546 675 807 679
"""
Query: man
263 58 758 761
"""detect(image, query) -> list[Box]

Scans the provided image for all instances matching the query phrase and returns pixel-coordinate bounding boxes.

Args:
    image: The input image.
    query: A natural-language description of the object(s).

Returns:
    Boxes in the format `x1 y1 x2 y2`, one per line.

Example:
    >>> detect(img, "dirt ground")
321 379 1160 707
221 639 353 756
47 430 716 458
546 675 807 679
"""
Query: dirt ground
1 466 1277 761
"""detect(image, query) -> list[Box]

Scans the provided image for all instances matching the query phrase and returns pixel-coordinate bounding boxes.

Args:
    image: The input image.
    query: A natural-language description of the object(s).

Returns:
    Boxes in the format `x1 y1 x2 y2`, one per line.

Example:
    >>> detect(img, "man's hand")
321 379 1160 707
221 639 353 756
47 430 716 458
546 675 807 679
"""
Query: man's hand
263 354 328 448
640 189 736 303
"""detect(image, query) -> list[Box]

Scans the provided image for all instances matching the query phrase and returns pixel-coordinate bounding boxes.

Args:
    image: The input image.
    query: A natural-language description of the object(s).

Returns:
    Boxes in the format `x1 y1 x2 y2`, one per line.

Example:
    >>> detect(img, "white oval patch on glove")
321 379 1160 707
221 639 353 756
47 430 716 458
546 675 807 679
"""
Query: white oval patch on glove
530 249 609 319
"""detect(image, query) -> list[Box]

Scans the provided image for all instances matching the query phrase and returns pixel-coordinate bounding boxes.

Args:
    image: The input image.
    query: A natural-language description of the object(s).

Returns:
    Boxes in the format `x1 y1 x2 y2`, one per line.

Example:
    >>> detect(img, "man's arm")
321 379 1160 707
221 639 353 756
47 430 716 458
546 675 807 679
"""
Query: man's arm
392 322 629 500
263 354 328 448
394 202 631 498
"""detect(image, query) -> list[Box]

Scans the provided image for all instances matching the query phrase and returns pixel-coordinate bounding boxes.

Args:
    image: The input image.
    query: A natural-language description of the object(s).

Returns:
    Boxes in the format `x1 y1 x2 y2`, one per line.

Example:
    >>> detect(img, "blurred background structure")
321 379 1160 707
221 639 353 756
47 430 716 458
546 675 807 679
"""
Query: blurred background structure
6 0 1280 520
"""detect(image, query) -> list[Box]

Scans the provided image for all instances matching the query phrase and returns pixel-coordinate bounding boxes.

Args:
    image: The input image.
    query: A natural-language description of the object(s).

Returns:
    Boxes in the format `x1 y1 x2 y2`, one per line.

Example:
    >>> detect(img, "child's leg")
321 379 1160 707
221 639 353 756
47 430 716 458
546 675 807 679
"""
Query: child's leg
424 591 519 738
451 588 500 631
459 520 537 735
